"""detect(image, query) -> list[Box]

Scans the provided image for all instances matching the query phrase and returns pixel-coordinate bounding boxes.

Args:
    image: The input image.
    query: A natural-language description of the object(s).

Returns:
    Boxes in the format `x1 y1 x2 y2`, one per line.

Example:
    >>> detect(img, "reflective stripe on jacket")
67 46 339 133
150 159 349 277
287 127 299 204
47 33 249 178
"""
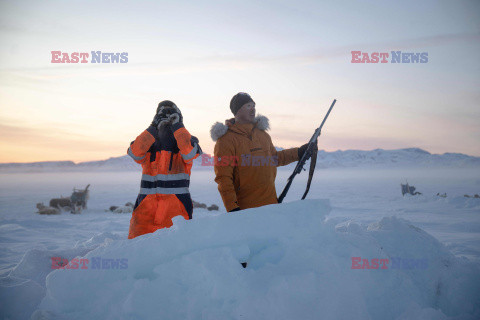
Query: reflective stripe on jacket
127 123 201 198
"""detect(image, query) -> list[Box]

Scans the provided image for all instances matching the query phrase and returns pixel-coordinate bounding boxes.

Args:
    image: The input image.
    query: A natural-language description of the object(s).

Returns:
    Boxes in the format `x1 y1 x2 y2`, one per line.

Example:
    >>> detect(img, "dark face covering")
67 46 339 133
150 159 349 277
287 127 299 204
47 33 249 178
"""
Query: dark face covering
149 122 178 164
156 123 177 150
157 121 172 135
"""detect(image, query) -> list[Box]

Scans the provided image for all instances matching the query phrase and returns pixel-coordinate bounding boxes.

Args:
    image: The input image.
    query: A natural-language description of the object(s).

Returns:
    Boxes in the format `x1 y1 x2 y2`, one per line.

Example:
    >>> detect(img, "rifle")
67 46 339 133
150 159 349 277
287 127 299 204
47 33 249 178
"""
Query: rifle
278 99 337 203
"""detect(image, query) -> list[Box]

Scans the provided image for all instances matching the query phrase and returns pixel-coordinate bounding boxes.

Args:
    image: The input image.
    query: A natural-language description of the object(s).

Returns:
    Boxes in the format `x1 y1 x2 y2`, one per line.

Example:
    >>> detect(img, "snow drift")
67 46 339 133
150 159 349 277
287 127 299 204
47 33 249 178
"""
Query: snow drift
16 200 478 320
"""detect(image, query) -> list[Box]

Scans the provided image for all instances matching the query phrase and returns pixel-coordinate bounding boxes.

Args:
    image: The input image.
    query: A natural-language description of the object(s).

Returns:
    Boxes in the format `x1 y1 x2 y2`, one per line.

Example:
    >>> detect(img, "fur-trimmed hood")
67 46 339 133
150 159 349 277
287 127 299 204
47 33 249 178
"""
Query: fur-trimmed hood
210 115 270 141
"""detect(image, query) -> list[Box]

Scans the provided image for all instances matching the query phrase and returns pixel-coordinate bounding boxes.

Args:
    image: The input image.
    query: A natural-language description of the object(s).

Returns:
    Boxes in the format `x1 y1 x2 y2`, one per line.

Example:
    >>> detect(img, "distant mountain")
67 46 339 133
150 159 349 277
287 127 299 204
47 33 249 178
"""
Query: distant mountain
0 155 207 173
0 161 78 172
315 148 480 168
0 148 479 173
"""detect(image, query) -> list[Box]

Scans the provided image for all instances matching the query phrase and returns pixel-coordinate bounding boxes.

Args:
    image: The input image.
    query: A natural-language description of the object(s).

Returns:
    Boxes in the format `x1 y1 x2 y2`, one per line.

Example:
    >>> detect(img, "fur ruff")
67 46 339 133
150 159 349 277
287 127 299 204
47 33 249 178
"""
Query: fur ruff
210 115 269 141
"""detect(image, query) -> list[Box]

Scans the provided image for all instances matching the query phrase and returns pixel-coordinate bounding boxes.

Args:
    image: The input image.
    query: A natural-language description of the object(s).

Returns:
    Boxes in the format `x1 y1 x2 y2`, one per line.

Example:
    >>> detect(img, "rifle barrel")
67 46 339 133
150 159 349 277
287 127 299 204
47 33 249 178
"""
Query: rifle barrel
318 99 336 132
277 99 337 203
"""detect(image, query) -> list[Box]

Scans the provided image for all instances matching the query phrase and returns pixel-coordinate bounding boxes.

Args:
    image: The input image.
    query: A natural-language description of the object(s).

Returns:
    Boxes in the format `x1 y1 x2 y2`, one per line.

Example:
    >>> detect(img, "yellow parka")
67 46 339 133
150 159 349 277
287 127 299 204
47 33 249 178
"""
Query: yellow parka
211 115 299 212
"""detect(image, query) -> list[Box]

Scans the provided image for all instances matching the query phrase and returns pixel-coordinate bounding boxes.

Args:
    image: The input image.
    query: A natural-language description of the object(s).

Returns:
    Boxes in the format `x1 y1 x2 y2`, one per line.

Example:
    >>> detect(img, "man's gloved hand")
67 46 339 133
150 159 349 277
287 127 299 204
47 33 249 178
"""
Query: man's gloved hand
171 104 182 118
168 113 181 125
169 104 183 123
298 139 318 160
151 106 169 128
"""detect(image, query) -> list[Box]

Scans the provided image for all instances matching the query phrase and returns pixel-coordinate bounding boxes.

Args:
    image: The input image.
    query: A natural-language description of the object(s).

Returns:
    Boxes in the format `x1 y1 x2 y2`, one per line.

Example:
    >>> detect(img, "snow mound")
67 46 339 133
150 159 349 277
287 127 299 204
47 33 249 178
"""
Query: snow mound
8 200 480 319
0 232 122 319
447 196 480 209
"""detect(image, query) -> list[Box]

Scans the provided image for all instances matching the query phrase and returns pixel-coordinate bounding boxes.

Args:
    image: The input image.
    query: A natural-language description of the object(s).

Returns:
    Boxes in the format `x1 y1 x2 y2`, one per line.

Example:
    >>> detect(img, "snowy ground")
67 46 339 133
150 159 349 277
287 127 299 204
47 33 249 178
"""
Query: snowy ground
0 167 479 319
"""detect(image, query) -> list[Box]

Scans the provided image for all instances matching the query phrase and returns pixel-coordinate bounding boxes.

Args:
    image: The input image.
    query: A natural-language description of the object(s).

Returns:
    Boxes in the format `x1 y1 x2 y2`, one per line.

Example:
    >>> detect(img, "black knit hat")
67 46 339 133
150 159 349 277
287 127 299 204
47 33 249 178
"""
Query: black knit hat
230 92 255 115
157 100 177 114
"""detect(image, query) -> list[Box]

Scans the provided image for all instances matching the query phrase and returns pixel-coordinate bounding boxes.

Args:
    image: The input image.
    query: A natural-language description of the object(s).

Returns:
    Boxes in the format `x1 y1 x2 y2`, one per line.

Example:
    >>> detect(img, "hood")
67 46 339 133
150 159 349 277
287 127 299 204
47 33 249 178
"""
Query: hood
210 115 270 141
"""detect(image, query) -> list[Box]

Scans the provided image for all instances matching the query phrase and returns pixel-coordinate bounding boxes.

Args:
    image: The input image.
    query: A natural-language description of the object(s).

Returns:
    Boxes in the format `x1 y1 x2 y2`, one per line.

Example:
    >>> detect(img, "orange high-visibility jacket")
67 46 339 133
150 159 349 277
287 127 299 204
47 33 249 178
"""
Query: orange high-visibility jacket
127 123 201 239
210 115 298 212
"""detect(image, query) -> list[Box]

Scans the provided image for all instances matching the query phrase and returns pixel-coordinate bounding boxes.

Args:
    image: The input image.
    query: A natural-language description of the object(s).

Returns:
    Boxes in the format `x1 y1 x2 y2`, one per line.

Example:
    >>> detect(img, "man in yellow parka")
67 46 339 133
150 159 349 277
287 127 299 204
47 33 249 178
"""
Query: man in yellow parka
127 100 201 239
210 92 312 212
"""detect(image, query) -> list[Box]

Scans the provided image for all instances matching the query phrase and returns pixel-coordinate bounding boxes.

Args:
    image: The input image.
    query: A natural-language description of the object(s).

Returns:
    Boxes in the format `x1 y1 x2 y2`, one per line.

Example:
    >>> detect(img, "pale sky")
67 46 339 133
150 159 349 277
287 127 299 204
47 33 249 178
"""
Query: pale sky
0 0 479 163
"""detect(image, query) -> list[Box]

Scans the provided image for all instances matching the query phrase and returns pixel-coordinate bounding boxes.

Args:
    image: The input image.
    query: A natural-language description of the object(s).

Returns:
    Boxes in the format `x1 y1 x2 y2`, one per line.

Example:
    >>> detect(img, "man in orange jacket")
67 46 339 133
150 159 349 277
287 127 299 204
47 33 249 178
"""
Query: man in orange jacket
210 92 313 212
127 100 201 239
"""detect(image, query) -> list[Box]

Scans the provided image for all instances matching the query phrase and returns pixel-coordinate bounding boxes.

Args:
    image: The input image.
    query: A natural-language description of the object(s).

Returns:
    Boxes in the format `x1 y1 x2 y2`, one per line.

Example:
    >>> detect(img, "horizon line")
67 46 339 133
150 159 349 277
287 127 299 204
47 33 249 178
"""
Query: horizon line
1 147 478 165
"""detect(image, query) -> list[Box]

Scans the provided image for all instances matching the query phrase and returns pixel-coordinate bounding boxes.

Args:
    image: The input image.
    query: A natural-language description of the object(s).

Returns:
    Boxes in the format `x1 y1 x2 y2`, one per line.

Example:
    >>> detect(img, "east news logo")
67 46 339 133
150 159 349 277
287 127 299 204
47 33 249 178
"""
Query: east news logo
51 51 128 63
351 51 428 63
